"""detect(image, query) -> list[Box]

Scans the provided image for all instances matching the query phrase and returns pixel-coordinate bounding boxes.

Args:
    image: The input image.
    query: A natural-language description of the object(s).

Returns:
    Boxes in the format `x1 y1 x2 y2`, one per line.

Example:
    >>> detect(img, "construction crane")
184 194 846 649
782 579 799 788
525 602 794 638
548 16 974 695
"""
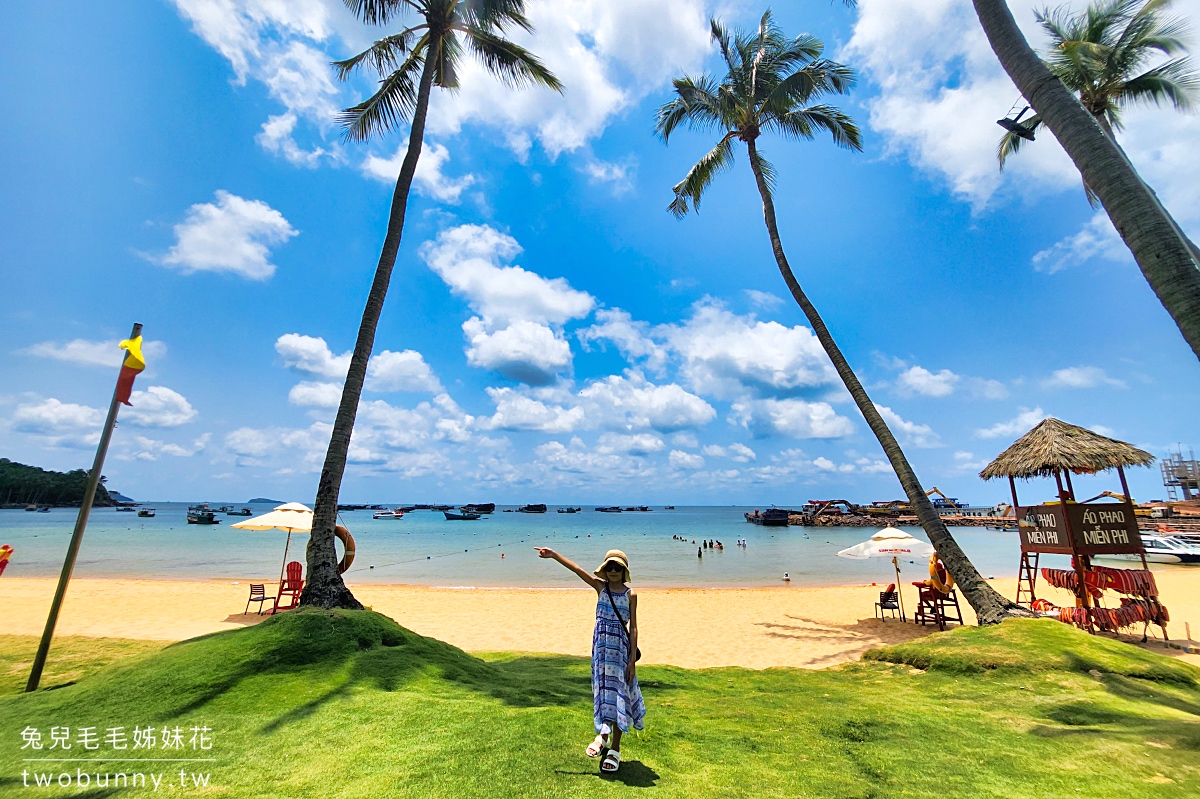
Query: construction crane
925 487 965 509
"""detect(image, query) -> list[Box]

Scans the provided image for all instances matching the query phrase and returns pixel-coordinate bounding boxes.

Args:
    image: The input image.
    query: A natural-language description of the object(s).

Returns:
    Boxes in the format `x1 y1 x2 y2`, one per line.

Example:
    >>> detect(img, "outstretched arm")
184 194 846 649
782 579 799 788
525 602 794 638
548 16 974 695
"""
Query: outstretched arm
534 547 602 590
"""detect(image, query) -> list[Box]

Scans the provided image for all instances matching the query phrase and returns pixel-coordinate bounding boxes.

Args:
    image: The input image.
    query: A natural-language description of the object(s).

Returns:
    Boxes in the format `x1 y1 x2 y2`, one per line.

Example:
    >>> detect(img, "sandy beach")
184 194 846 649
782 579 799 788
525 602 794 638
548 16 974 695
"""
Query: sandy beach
5 568 1199 669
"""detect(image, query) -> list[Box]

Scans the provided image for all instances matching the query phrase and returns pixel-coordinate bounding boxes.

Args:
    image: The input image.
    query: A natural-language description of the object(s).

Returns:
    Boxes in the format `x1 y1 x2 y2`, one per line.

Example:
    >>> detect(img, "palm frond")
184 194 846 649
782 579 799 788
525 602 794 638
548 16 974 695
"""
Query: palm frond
654 75 727 141
668 136 735 218
997 115 1043 169
430 29 462 88
343 0 422 26
1119 57 1199 109
332 28 422 80
460 0 534 33
337 36 428 141
750 146 778 199
710 17 739 76
765 105 863 150
464 27 562 90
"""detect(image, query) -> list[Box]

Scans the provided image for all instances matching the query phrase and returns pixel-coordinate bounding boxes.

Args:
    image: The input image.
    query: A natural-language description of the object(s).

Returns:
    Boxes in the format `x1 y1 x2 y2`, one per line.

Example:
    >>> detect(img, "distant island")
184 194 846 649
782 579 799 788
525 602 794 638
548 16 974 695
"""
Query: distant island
249 497 283 504
0 458 116 508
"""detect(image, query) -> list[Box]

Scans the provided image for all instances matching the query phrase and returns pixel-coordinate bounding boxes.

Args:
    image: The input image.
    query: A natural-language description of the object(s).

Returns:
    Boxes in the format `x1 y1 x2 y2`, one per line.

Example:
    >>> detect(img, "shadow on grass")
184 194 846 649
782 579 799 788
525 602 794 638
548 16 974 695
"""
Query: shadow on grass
1029 674 1200 750
555 760 660 788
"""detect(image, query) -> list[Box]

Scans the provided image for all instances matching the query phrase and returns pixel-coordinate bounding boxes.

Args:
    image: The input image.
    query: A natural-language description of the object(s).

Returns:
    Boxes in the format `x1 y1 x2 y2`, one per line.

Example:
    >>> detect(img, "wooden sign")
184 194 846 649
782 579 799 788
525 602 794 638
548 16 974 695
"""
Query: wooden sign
1018 503 1143 555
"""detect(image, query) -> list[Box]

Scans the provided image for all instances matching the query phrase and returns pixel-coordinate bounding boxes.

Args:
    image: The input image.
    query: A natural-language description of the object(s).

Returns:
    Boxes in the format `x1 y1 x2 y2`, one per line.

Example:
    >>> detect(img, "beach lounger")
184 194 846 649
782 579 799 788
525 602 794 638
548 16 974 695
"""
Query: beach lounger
875 584 903 621
244 583 276 615
273 561 305 613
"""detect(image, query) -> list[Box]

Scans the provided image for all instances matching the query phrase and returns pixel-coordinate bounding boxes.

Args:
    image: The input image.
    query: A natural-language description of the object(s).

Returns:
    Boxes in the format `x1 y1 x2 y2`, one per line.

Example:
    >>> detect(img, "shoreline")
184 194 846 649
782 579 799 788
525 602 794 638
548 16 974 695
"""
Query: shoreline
5 570 1199 670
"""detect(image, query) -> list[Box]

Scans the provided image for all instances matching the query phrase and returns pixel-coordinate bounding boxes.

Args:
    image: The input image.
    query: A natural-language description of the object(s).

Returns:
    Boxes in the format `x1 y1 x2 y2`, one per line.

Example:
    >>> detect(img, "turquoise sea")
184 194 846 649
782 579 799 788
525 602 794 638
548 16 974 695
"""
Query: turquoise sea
0 504 1040 588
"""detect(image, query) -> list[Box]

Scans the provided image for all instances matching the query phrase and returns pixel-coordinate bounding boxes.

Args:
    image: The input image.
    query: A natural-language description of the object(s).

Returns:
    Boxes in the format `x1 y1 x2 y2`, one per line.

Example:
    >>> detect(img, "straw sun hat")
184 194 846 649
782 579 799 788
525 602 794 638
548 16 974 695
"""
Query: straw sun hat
593 549 631 582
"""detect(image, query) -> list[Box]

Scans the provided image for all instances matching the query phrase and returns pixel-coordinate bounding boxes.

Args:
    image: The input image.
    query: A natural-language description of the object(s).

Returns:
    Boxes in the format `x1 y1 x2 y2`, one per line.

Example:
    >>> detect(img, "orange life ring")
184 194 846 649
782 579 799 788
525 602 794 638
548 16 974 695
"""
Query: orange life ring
335 525 356 574
927 554 954 593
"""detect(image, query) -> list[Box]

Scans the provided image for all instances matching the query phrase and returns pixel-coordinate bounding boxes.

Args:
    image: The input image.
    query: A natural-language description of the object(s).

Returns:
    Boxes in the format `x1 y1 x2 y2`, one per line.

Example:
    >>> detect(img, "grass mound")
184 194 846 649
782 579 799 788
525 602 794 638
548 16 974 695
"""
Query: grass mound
864 618 1197 683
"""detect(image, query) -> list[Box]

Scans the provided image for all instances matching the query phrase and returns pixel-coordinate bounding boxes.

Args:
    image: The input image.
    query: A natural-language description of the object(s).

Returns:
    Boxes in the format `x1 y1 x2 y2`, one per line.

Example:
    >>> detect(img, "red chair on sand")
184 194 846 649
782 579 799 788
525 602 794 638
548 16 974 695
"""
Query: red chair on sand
875 583 903 621
273 561 304 613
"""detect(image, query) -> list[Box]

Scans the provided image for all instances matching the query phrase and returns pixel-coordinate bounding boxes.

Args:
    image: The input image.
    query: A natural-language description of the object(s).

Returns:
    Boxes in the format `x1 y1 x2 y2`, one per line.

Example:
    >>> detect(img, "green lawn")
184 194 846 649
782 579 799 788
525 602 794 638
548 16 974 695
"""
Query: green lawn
2 611 1198 797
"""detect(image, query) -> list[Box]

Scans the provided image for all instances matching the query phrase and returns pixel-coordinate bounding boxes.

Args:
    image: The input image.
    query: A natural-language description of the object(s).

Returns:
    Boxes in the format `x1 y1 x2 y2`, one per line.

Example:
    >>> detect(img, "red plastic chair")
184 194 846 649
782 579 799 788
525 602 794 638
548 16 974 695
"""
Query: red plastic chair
875 583 902 621
273 561 305 613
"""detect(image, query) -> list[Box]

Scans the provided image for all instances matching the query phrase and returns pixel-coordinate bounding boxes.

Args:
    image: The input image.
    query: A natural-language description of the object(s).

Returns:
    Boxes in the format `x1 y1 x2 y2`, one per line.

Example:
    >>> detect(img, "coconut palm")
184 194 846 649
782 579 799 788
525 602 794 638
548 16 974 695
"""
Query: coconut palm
997 0 1198 174
302 0 561 609
656 11 1026 623
973 0 1200 361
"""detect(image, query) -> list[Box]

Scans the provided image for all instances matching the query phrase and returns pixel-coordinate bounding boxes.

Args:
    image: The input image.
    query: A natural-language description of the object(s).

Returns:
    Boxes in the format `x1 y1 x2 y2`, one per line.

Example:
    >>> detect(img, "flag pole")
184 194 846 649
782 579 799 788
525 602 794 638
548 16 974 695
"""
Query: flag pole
26 322 142 692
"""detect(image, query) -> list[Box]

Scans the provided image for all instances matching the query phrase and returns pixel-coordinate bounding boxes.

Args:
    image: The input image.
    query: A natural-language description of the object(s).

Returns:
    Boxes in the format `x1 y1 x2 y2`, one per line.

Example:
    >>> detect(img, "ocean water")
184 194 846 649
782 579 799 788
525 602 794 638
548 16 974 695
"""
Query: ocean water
0 504 1040 588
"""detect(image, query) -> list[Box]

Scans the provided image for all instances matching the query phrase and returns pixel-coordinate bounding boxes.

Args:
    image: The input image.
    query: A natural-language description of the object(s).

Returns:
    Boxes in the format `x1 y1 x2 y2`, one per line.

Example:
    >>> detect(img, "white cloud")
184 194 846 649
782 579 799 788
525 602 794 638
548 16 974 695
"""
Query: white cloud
463 318 573 385
968 378 1009 400
671 431 699 448
21 339 167 368
1041 366 1126 390
729 399 855 439
276 333 349 378
728 442 757 463
977 406 1045 439
366 349 444 393
11 398 104 447
578 372 715 432
478 387 586 433
666 302 837 399
158 191 297 280
257 112 327 166
362 142 477 203
421 225 594 383
702 444 727 457
581 157 635 193
276 334 441 392
534 439 640 477
669 449 704 469
598 432 665 456
875 404 940 448
743 289 784 309
897 365 959 397
846 0 1200 263
577 308 669 375
288 380 342 408
125 386 198 428
126 433 210 461
424 0 711 157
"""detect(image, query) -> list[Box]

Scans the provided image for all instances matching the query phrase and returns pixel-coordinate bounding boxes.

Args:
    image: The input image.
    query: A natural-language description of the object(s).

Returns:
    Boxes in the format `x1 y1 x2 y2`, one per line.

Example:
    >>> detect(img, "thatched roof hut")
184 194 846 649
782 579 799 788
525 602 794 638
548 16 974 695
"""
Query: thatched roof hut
979 417 1154 480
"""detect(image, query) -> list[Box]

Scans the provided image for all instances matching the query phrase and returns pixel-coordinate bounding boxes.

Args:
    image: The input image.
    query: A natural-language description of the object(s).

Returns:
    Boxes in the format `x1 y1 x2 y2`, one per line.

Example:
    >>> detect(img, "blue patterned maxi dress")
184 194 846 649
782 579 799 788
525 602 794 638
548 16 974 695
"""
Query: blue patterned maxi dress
592 587 646 734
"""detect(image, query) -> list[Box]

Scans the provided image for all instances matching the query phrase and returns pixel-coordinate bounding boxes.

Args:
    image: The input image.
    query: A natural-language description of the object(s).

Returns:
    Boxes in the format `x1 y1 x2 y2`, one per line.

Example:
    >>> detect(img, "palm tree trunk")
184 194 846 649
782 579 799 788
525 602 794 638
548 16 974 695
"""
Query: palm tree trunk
300 51 440 610
972 0 1200 361
745 139 1028 624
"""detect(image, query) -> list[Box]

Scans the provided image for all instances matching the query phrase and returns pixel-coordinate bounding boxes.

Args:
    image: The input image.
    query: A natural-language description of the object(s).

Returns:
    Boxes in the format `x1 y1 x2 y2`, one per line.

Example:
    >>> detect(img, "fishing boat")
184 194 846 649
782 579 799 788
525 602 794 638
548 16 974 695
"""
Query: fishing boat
516 503 547 513
664 506 676 510
226 507 253 516
744 507 790 527
596 506 622 513
186 508 221 525
36 506 51 513
116 506 135 512
557 507 582 513
444 510 482 520
461 503 495 514
1094 535 1200 565
137 508 156 518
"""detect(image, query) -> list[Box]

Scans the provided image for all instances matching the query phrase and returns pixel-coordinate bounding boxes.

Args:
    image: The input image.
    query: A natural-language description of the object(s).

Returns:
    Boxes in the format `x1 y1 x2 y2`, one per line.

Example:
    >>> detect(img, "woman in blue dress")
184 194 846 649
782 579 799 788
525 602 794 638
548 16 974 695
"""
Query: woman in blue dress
535 547 645 773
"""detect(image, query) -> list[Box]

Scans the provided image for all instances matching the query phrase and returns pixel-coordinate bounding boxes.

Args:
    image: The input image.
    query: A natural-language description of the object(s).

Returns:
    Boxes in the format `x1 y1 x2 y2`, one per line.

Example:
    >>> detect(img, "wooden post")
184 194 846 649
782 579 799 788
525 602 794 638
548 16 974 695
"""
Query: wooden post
26 324 141 692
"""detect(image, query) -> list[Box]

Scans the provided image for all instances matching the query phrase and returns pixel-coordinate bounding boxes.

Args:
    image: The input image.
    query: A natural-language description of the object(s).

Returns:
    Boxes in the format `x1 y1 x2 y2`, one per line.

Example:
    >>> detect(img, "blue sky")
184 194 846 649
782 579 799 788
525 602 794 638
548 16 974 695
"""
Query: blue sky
3 0 1199 506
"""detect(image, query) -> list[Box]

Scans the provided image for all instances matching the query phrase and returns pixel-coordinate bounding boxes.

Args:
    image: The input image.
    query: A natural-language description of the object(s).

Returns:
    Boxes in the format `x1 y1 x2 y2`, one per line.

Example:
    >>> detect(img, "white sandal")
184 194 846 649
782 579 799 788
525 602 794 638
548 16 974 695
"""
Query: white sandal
586 734 608 758
601 749 621 773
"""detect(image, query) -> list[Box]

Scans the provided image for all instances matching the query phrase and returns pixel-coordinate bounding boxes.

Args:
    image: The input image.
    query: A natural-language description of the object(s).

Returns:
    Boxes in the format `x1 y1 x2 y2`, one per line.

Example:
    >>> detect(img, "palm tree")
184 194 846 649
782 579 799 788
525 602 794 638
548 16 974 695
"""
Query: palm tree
972 0 1200 361
301 0 561 609
656 12 1026 623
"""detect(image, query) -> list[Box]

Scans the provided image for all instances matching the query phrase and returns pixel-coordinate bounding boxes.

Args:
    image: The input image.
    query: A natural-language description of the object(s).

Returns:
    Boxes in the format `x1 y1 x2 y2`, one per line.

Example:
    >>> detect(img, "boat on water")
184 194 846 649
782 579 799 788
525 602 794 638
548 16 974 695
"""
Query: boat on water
373 510 403 520
226 507 253 516
664 506 676 510
596 506 622 513
745 507 790 527
557 507 582 513
461 503 495 514
25 504 37 511
1094 535 1200 565
116 507 135 512
36 506 51 513
517 503 547 513
137 508 156 518
186 508 221 525
444 510 482 520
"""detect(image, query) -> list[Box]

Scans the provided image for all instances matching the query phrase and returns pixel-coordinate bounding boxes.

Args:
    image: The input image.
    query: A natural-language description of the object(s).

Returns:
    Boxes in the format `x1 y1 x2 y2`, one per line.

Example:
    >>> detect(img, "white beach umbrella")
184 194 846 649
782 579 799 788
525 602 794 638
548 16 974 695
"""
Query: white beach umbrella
232 503 313 588
837 527 936 620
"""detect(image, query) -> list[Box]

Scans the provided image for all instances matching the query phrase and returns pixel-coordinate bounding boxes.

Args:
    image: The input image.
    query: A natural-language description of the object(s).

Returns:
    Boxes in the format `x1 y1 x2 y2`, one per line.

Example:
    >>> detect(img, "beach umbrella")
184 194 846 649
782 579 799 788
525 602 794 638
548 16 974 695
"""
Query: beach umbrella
232 503 313 589
836 527 936 620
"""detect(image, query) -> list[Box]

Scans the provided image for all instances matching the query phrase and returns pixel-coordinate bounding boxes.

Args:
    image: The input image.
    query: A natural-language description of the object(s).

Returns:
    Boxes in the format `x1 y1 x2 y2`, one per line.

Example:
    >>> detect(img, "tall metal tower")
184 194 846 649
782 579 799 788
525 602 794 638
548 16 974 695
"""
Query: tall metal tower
1161 447 1200 501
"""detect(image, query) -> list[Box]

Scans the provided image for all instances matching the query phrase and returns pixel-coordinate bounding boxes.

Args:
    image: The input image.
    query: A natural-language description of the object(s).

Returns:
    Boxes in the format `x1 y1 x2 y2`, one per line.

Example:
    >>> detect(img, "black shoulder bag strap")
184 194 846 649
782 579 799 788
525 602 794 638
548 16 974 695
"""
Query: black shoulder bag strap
604 584 641 662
